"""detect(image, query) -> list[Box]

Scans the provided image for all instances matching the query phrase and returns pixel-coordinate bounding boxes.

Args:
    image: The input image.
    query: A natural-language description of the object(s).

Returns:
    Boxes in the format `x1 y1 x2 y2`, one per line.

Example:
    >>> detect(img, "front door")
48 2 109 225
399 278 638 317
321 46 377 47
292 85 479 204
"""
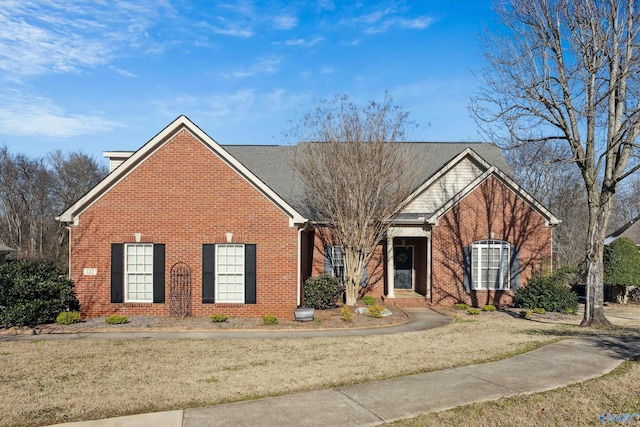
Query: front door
394 246 413 290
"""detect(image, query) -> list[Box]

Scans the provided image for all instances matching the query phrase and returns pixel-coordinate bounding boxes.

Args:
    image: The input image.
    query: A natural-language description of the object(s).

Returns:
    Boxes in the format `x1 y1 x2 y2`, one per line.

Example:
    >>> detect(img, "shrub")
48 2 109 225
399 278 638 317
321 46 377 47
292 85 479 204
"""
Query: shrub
467 308 481 315
0 259 80 328
519 310 532 319
362 295 376 306
629 287 640 302
262 315 277 325
210 314 228 323
482 305 496 312
514 269 579 313
56 311 82 325
533 307 546 315
454 303 468 310
303 275 343 310
340 306 353 321
367 304 385 318
105 315 129 324
604 238 640 286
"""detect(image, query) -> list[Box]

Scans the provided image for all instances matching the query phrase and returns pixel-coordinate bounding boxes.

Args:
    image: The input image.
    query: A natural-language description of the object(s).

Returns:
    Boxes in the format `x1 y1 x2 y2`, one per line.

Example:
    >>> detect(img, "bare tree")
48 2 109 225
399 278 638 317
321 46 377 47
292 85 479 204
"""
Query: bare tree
290 94 418 306
472 0 640 326
504 142 589 266
0 147 107 269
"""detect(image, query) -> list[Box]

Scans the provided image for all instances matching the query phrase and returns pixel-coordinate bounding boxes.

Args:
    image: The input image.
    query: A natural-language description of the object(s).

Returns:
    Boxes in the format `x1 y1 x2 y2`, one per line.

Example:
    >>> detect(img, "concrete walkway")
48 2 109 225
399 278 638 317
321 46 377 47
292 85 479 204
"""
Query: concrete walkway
45 309 640 427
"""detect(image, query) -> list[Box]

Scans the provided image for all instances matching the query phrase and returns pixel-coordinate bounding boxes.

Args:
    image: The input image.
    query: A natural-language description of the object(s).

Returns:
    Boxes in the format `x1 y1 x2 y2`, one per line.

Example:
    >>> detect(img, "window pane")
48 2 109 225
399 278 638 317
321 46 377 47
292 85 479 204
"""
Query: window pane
125 244 153 302
472 240 510 290
216 244 244 302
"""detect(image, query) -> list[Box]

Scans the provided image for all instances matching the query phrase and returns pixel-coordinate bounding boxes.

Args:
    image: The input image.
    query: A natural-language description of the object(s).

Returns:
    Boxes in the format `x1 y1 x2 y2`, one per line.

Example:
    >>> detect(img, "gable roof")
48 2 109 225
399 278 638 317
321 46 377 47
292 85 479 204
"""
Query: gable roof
226 142 514 217
57 116 557 228
57 116 308 226
605 215 640 245
0 244 15 254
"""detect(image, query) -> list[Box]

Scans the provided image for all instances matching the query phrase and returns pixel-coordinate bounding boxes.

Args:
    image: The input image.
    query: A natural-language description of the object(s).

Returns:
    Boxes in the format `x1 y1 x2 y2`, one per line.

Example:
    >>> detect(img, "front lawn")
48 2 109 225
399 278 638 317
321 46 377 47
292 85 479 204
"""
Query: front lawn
0 307 637 426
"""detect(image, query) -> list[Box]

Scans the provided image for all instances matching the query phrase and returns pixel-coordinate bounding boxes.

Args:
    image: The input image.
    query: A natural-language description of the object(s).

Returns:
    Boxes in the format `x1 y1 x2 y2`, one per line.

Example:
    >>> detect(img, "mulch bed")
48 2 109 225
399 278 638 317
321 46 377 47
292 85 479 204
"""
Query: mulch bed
2 303 410 334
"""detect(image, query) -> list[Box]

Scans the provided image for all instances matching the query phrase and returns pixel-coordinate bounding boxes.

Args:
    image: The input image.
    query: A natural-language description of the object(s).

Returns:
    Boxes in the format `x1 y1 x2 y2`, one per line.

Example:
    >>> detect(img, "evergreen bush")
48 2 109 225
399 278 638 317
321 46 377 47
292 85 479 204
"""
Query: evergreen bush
56 311 82 325
303 275 343 310
0 260 79 328
514 269 578 313
105 315 129 324
604 237 640 286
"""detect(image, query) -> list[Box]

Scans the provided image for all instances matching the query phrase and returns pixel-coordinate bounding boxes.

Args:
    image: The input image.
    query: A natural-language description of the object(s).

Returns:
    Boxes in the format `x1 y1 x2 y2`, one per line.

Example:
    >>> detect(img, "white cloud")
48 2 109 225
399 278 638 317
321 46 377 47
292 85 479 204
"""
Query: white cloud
272 15 298 30
0 0 172 80
0 89 121 138
284 37 324 47
321 65 335 74
222 57 282 78
318 0 335 11
363 15 435 34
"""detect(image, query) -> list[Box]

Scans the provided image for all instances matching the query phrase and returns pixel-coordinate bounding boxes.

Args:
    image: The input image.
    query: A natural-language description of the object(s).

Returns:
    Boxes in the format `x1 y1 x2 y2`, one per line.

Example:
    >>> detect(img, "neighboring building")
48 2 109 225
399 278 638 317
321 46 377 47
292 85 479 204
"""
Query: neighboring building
605 215 640 247
0 245 14 265
57 116 559 318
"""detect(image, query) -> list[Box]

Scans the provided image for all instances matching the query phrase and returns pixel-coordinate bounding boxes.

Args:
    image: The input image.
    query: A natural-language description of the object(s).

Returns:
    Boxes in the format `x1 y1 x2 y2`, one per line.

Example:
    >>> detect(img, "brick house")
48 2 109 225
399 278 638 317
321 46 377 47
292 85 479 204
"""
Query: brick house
57 116 559 318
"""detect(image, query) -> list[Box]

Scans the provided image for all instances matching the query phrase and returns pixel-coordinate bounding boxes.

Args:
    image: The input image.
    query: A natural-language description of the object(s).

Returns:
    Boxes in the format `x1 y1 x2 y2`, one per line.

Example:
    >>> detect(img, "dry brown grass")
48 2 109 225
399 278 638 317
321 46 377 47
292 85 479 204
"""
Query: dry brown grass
390 356 640 427
0 310 630 426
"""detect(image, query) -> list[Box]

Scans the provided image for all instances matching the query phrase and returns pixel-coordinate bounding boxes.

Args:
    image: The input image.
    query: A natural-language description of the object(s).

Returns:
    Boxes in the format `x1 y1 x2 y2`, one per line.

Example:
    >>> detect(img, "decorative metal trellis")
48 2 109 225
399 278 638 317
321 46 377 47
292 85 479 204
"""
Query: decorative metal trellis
169 262 192 318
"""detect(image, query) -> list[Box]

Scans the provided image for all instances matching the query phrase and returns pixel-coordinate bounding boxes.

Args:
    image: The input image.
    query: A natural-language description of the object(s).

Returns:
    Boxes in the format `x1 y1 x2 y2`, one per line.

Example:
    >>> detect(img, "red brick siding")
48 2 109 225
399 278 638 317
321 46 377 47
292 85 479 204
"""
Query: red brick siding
431 176 552 308
309 176 552 308
70 129 299 319
309 228 385 299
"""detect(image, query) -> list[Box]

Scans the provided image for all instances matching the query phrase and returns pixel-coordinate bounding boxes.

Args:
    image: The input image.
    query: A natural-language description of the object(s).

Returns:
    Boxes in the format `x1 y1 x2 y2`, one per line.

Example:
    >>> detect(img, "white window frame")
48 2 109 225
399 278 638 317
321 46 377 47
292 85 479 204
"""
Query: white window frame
328 245 345 284
124 243 154 303
215 243 245 303
472 240 510 290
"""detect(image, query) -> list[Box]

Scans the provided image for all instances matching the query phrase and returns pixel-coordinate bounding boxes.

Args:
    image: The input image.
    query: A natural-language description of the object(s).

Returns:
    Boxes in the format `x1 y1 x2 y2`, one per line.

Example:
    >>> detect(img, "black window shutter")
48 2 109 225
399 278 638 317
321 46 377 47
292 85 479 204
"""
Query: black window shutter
110 243 124 303
153 244 165 303
462 246 472 291
324 246 332 274
202 244 215 304
510 246 521 289
245 244 257 304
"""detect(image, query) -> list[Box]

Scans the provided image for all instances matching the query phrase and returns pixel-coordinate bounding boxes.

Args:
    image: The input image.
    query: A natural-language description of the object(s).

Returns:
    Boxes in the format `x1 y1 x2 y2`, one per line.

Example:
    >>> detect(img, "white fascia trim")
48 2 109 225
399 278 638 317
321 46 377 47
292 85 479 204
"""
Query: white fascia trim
58 116 307 226
102 151 135 158
427 166 561 227
398 148 492 212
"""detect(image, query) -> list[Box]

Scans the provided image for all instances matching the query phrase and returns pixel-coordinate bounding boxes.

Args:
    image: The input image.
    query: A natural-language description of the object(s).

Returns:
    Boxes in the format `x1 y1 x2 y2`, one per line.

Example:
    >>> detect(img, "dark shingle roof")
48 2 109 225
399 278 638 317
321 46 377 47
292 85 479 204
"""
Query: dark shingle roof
606 215 640 245
224 142 512 216
0 244 15 253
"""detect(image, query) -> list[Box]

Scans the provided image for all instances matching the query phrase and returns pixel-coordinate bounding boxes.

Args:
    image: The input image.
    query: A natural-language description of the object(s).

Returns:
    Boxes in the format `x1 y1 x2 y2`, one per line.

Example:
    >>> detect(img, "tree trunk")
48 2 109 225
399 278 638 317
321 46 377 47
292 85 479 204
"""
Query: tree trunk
581 202 613 327
344 248 363 306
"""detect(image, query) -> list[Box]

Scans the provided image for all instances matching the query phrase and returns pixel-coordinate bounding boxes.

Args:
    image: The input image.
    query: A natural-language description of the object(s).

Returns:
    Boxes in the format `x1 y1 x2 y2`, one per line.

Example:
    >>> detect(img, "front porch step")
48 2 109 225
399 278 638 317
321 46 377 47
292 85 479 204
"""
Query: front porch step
386 291 431 308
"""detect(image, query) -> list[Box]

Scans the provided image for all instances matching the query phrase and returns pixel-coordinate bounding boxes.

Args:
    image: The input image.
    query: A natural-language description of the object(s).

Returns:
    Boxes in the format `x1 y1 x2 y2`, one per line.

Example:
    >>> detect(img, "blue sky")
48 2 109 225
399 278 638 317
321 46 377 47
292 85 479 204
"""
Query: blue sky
0 0 498 163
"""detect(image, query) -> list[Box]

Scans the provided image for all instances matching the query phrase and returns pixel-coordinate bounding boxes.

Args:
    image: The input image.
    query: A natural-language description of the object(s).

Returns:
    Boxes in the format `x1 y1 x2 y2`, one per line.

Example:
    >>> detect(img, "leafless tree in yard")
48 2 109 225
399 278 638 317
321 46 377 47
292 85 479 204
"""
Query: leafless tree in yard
0 147 107 269
472 0 640 326
504 142 589 267
290 94 418 306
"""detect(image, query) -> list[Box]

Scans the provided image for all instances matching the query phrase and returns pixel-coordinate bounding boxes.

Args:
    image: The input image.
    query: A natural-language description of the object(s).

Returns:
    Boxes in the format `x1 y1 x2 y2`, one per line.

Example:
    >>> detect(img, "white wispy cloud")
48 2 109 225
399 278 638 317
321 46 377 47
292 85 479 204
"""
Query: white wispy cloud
0 89 121 138
272 15 298 30
0 0 172 80
284 37 324 47
364 15 435 34
222 57 282 78
321 65 335 74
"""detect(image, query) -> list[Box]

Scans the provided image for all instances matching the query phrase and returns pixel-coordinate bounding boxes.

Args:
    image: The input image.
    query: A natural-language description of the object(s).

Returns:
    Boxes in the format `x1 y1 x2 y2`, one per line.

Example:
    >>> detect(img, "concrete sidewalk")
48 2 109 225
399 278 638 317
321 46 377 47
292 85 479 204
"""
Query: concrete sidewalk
54 335 640 427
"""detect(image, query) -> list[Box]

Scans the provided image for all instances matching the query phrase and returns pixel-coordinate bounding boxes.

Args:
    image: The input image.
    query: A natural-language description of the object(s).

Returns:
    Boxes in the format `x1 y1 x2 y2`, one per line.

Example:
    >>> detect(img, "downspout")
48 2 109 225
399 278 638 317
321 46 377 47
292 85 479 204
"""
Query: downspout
297 222 311 306
67 225 72 278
